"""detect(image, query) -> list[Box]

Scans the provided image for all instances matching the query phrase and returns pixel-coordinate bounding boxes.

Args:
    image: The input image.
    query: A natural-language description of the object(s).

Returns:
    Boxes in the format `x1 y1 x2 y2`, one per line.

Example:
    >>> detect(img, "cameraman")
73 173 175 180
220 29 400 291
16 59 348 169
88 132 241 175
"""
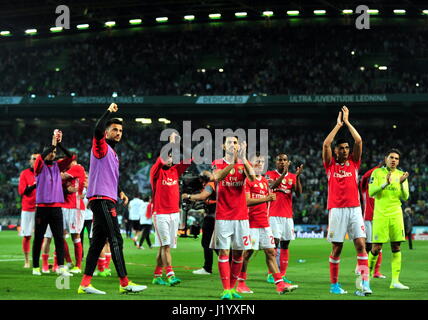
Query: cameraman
182 170 217 275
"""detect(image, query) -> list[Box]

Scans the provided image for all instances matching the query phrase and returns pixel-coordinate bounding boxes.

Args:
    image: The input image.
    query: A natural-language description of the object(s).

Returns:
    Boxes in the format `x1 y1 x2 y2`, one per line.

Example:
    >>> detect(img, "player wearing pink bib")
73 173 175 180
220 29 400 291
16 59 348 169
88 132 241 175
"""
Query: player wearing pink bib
237 154 298 295
323 106 372 296
265 153 303 284
209 135 256 300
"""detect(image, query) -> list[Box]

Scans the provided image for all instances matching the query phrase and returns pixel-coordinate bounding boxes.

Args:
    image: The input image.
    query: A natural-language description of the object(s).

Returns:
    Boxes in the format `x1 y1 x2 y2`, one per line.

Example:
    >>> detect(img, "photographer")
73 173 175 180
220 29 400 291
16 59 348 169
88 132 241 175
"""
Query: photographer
182 170 217 275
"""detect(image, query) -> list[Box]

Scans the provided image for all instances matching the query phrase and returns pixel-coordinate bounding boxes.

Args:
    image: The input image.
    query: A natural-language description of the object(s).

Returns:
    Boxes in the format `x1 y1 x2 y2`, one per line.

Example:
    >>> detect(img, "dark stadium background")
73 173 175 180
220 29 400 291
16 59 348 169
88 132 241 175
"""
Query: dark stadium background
1 0 427 238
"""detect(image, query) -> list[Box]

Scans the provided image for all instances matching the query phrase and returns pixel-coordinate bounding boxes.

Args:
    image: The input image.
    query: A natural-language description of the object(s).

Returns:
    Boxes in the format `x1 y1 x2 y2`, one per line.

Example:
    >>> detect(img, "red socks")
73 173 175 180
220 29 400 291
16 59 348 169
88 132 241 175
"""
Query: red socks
22 236 31 253
105 252 112 269
81 274 92 287
42 254 49 270
166 266 174 278
329 255 340 284
357 253 369 281
230 256 244 289
280 249 289 277
53 252 58 270
97 257 106 272
374 250 383 274
119 276 129 287
238 271 247 283
73 239 83 268
154 266 163 277
218 255 230 290
64 240 72 264
273 272 284 286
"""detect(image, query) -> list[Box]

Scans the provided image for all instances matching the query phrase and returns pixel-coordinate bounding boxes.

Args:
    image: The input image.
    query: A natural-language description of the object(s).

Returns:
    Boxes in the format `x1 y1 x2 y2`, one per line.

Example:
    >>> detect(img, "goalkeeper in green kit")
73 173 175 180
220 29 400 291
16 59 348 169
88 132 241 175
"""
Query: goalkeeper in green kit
368 149 410 290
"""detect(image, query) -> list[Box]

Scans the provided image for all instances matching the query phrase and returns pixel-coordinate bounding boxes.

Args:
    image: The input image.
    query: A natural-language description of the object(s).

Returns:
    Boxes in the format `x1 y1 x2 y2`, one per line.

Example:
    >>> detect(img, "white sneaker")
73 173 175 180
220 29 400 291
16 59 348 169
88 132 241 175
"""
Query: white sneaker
390 282 409 290
57 267 73 277
78 285 106 294
119 281 147 293
32 268 42 276
66 263 73 270
192 268 212 275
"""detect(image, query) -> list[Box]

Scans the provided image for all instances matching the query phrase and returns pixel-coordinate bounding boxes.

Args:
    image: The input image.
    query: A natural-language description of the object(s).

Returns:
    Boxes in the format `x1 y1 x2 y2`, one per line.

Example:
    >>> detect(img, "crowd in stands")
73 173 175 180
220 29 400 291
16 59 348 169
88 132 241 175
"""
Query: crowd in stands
1 123 427 227
0 25 427 96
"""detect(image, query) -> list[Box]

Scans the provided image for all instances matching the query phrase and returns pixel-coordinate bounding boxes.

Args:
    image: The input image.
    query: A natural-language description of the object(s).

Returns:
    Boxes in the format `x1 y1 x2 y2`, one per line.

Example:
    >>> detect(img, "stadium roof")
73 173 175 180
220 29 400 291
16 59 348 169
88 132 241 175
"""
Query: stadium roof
1 0 428 32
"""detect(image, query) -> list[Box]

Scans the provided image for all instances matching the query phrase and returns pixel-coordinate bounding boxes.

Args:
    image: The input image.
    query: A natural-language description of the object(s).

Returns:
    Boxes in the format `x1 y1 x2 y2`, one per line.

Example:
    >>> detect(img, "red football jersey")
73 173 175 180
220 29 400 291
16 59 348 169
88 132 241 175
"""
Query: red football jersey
62 164 86 210
265 170 296 218
245 176 270 228
150 157 191 215
212 158 248 220
324 155 361 210
18 168 36 212
360 166 379 221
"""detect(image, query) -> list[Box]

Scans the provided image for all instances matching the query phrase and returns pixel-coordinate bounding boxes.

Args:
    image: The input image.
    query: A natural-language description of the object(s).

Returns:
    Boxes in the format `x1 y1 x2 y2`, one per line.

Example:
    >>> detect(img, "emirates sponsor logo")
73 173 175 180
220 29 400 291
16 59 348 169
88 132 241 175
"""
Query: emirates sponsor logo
333 170 353 178
162 178 178 186
221 180 244 187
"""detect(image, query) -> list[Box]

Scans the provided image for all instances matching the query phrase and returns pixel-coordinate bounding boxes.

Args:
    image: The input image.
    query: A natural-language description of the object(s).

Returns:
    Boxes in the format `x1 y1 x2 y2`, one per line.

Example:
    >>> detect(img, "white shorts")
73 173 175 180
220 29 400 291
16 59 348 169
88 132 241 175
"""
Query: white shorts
269 216 295 241
210 220 252 250
364 220 373 244
153 212 180 248
250 227 275 250
19 211 35 237
327 207 366 242
63 208 84 234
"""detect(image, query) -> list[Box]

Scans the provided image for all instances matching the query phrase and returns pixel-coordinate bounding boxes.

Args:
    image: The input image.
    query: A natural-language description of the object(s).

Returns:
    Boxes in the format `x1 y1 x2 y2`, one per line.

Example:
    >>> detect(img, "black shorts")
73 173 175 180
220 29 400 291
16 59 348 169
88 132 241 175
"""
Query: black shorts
132 220 143 231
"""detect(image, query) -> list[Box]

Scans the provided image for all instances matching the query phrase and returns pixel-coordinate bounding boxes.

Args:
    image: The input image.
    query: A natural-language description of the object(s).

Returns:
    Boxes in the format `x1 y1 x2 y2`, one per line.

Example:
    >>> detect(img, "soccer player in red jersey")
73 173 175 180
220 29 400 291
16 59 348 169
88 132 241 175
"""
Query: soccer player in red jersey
210 135 256 300
61 159 86 274
265 154 303 284
237 153 298 295
150 132 192 286
323 106 372 295
359 163 385 278
18 153 39 268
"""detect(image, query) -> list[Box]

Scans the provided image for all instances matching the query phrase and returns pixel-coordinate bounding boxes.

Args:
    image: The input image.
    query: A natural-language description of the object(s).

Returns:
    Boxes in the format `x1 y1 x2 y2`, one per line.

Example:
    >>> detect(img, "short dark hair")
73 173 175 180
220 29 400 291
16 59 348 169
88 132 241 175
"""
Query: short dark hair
276 153 288 160
385 148 401 158
334 139 349 148
106 118 123 129
223 135 239 144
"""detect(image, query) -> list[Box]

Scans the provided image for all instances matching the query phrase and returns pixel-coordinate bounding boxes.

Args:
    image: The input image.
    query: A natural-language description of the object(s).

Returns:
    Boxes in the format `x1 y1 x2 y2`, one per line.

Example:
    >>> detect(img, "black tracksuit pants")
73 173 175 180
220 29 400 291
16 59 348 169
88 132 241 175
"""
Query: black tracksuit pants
201 215 218 273
84 200 127 278
32 207 64 268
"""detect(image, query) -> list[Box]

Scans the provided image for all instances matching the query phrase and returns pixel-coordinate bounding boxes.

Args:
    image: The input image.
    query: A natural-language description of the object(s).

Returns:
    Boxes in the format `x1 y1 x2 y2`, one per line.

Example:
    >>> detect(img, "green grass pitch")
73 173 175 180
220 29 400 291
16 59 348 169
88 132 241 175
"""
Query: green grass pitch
0 231 427 300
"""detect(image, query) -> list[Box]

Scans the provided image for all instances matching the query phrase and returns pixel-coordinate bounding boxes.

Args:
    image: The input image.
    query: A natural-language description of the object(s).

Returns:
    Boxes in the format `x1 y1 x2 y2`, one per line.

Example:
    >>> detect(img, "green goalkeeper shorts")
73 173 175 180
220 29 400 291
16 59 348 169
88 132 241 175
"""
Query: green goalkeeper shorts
372 214 405 243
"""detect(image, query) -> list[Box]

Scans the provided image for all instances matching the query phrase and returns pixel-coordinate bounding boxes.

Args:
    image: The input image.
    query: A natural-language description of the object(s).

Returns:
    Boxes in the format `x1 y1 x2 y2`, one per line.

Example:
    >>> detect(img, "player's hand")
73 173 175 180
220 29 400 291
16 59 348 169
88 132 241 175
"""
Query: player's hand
119 191 129 206
107 103 118 113
67 186 78 193
267 193 276 202
337 111 343 127
239 141 247 161
386 172 392 185
400 172 409 184
181 193 189 200
169 132 180 144
296 164 304 176
232 148 239 164
342 106 350 125
51 133 58 146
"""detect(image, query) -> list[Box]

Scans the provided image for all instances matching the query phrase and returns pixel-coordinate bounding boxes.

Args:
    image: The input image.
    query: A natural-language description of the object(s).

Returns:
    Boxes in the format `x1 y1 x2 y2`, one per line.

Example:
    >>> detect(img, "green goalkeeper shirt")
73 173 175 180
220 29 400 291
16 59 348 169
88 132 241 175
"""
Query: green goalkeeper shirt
368 167 409 218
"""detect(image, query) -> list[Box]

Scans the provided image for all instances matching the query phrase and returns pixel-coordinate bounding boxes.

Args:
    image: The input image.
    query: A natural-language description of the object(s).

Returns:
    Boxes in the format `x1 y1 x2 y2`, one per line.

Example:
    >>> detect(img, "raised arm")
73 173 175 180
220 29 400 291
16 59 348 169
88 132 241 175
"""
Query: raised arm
323 111 343 164
268 171 287 189
294 164 304 197
342 106 362 162
240 141 256 182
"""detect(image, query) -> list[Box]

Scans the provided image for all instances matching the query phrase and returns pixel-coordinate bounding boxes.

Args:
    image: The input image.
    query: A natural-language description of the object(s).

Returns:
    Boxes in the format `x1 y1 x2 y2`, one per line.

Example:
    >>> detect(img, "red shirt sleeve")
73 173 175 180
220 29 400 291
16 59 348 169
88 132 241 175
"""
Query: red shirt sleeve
18 170 28 196
245 179 251 193
34 155 44 175
92 137 109 159
57 154 77 172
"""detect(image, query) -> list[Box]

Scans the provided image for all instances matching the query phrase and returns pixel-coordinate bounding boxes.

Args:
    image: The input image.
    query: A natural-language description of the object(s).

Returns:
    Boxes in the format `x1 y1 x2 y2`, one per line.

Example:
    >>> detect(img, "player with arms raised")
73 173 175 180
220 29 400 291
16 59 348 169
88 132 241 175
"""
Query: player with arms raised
323 106 372 295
